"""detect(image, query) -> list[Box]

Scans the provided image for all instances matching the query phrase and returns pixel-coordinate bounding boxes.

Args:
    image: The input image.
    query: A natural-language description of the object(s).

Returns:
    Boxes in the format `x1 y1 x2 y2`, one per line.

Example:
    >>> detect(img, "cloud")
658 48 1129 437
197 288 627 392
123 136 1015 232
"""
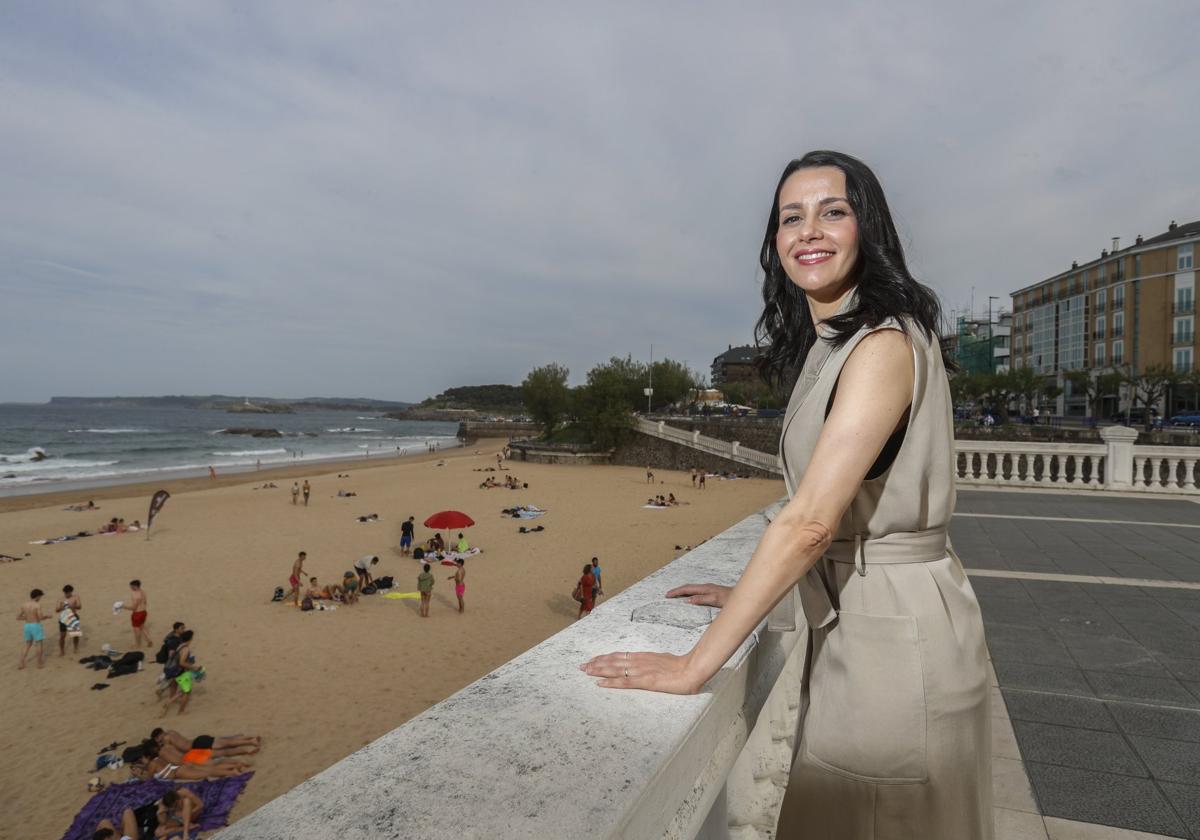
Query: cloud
0 2 1196 401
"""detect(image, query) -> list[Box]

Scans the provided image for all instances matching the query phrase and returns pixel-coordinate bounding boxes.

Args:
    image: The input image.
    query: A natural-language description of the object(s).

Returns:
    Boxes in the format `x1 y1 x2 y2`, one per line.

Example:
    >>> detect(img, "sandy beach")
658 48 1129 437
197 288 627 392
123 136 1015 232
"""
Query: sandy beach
0 447 783 839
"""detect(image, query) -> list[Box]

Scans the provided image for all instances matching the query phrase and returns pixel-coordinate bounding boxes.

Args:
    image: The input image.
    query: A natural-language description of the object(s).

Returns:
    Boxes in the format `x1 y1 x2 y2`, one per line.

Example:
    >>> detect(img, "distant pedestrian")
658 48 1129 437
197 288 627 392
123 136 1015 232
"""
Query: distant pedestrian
120 579 153 649
17 588 48 669
400 516 415 556
208 466 216 480
55 584 82 656
691 468 697 487
417 563 434 617
291 482 300 505
699 472 706 490
646 465 654 484
591 556 603 597
576 564 596 619
447 558 466 613
302 480 311 506
256 459 261 471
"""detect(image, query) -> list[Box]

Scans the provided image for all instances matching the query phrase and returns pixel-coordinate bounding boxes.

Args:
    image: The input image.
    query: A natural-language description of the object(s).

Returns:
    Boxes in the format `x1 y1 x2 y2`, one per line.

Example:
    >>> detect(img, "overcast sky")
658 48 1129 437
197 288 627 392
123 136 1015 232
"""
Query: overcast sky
1 2 1196 403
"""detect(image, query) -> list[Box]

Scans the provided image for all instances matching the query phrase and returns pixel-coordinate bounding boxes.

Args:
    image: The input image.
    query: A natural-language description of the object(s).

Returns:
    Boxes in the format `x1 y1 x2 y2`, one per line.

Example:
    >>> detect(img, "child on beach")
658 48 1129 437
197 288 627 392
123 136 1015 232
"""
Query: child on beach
418 563 434 617
17 589 48 669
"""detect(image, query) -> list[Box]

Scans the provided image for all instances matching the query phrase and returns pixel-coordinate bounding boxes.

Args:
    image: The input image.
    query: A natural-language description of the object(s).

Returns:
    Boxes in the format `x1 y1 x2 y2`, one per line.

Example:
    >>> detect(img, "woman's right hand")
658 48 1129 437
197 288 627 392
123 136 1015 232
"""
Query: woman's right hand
665 583 732 608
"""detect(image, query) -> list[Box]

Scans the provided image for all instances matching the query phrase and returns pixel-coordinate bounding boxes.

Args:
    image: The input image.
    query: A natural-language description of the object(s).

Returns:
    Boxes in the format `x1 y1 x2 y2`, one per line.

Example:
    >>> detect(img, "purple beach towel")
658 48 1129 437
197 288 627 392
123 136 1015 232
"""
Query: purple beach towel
60 773 252 840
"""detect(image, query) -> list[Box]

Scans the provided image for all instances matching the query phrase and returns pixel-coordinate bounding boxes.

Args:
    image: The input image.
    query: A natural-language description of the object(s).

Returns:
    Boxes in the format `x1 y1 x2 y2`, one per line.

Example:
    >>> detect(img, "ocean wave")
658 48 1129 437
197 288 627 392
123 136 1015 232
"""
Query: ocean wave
0 458 121 475
210 448 289 457
0 447 48 464
325 427 382 433
68 428 154 434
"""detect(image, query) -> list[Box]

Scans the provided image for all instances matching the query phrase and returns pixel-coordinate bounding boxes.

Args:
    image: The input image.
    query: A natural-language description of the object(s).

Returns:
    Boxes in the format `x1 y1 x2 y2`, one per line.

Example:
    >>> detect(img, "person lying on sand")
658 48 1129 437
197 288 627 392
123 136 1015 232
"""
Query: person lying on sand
149 729 257 767
152 727 260 756
134 740 252 780
337 489 357 497
64 500 98 512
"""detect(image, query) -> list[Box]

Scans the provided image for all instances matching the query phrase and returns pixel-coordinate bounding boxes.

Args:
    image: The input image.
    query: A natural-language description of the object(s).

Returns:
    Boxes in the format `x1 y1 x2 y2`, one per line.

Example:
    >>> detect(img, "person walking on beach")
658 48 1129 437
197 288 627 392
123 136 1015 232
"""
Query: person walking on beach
400 516 415 556
287 552 308 606
302 480 311 506
447 558 466 613
291 482 300 505
17 589 48 669
691 468 698 487
56 584 82 656
576 564 596 619
417 563 434 617
208 466 216 480
582 151 991 839
161 629 201 715
698 471 706 490
646 465 654 484
120 580 153 649
591 557 604 598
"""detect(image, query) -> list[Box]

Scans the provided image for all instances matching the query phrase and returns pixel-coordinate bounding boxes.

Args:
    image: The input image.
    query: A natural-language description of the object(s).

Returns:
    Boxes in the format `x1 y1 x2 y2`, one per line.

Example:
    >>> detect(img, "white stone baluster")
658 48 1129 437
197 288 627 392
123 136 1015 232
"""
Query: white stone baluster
1100 426 1139 490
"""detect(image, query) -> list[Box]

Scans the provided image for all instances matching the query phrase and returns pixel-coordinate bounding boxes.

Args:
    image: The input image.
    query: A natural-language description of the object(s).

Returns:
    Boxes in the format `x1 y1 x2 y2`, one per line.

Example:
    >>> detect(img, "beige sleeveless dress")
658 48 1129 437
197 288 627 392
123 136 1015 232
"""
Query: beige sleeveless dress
773 314 993 839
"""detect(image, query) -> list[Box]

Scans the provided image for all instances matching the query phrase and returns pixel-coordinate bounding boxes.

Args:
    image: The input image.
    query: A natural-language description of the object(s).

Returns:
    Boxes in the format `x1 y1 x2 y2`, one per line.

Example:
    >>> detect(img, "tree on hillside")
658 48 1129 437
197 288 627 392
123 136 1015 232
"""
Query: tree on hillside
522 364 571 437
575 364 636 449
648 359 702 410
721 378 788 409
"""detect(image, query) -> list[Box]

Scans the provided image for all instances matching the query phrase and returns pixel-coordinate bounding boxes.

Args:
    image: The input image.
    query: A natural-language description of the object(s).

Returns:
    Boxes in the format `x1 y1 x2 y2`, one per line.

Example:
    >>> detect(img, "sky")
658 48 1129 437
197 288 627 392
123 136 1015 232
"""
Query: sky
1 1 1197 403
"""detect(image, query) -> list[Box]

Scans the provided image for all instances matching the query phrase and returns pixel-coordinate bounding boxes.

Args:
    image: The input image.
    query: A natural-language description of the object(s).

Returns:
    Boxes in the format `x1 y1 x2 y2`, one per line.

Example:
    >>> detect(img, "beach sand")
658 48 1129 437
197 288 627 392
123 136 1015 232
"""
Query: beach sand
0 448 783 839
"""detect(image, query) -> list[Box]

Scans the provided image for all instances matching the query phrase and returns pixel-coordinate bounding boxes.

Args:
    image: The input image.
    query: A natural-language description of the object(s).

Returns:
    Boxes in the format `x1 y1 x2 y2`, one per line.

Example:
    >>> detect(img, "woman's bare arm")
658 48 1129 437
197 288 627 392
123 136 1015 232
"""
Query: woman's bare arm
583 328 915 692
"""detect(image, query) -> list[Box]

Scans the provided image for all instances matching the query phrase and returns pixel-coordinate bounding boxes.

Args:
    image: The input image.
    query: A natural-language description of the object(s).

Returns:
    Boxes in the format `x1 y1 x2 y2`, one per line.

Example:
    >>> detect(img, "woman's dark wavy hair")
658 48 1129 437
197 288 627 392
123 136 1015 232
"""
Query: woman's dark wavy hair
754 150 951 386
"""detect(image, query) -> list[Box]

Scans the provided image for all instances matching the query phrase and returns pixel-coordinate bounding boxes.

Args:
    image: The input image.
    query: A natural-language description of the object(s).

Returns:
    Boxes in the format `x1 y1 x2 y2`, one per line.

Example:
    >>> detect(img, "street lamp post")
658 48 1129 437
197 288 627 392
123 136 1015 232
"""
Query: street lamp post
988 295 999 375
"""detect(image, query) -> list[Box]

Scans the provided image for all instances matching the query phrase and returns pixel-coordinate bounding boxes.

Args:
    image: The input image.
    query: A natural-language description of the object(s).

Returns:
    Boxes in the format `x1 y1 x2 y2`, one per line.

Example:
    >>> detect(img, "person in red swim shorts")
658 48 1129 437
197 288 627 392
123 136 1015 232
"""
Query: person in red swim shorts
119 579 153 649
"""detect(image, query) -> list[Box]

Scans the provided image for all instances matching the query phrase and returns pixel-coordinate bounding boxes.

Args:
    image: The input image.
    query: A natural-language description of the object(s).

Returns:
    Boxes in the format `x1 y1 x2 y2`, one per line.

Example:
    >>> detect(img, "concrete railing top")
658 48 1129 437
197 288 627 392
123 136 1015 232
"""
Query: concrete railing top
216 503 792 840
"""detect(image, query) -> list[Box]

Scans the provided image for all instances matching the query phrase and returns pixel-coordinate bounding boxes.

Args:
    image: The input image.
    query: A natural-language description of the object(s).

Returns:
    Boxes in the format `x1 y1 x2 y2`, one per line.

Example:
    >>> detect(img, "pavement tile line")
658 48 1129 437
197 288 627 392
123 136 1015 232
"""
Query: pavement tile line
968 568 1200 591
956 513 1200 530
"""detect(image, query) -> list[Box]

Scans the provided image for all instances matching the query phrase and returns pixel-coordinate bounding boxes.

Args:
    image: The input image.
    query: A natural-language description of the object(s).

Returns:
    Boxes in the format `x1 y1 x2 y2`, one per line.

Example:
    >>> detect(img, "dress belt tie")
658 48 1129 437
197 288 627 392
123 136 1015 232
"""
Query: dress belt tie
768 526 950 633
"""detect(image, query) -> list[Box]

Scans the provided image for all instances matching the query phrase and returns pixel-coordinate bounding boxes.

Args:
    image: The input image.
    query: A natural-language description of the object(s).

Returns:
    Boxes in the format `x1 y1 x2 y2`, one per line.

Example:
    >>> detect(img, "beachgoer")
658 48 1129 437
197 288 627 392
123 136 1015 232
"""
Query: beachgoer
447 558 466 613
287 552 308 606
157 788 204 839
56 583 82 656
577 564 595 619
151 727 261 758
208 466 216 480
302 480 311 506
91 808 141 840
456 532 469 553
139 740 250 780
417 563 434 617
400 516 415 555
17 589 47 669
354 555 379 589
698 472 706 489
691 468 698 487
591 557 604 597
342 571 359 605
582 152 991 838
120 580 153 649
161 630 201 715
291 482 300 505
646 465 654 484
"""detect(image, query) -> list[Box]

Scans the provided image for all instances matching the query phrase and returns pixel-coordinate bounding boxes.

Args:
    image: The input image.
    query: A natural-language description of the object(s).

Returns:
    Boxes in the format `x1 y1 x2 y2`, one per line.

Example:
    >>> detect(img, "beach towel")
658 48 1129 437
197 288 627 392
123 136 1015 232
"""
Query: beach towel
641 504 671 509
384 591 421 600
60 607 82 637
513 510 544 519
444 548 482 560
59 773 252 840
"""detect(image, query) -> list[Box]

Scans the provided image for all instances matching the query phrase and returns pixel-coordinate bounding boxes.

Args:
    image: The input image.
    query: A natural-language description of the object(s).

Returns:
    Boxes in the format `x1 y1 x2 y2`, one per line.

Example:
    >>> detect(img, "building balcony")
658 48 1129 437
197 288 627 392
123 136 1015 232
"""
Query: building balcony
1177 362 1194 374
1112 328 1124 339
1095 303 1106 314
1176 333 1195 346
1092 331 1105 341
1176 300 1196 315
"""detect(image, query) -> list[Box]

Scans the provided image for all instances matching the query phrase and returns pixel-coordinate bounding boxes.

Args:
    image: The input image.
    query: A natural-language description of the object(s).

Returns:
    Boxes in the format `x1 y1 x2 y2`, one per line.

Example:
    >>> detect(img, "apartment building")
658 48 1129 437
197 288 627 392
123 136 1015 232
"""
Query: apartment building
1010 220 1198 417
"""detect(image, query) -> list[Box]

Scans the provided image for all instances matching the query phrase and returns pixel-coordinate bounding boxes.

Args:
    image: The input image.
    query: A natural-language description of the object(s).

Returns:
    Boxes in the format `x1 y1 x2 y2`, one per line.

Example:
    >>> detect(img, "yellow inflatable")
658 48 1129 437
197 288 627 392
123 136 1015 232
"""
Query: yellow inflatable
384 592 421 600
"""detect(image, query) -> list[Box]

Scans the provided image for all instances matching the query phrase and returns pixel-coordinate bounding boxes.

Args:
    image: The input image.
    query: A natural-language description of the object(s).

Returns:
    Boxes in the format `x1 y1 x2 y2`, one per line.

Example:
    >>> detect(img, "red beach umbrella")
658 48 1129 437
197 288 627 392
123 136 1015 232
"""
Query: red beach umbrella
424 510 475 530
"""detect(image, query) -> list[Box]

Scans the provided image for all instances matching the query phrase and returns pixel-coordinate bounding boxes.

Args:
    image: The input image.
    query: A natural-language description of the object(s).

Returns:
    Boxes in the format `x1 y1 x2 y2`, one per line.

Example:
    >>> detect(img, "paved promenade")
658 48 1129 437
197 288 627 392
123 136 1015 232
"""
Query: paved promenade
953 489 1200 839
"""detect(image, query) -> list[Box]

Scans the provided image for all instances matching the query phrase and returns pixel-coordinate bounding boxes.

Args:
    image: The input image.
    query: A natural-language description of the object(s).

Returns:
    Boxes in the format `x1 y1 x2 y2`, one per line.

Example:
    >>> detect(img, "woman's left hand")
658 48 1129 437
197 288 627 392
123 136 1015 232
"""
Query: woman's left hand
580 651 703 695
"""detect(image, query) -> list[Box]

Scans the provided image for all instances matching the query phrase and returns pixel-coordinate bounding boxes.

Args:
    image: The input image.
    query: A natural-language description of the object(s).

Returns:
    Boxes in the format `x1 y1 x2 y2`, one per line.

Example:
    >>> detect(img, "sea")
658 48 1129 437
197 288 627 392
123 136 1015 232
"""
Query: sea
0 404 461 497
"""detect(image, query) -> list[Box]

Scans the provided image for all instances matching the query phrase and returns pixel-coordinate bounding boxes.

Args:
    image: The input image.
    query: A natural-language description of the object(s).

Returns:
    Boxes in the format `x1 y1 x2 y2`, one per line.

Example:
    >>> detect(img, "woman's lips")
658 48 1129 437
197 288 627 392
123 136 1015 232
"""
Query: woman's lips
794 250 834 265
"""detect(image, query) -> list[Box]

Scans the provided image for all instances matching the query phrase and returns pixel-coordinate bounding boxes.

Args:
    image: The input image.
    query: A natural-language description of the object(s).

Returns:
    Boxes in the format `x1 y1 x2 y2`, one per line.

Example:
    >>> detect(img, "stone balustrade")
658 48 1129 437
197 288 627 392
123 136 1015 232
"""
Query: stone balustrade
637 418 783 474
216 502 806 840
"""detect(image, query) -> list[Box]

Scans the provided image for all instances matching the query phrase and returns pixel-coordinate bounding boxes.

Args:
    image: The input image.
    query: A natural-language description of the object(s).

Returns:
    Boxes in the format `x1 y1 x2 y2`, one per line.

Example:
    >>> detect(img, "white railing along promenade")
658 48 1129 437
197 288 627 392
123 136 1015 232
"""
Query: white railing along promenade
635 418 783 475
216 503 805 840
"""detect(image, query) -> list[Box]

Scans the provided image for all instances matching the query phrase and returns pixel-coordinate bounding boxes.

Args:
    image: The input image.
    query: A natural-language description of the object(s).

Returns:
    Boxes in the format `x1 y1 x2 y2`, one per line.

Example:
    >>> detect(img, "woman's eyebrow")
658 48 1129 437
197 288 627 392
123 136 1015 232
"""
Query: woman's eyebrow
779 196 848 211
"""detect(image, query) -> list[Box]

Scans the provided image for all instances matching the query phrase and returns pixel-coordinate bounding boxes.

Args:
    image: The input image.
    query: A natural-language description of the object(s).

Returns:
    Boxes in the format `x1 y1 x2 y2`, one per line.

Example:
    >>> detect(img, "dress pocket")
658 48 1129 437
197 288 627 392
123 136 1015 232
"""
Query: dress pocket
803 610 928 784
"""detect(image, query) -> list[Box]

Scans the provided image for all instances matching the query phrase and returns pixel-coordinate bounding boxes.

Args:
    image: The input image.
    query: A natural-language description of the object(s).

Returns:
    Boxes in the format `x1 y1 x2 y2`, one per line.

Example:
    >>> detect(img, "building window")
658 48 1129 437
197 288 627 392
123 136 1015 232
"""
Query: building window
1113 340 1124 366
1112 311 1124 339
1176 317 1195 345
1114 284 1125 308
1134 254 1142 276
1099 263 1106 281
1094 316 1105 340
1094 290 1106 313
1180 244 1194 271
1176 348 1194 373
1094 343 1105 366
1177 279 1195 315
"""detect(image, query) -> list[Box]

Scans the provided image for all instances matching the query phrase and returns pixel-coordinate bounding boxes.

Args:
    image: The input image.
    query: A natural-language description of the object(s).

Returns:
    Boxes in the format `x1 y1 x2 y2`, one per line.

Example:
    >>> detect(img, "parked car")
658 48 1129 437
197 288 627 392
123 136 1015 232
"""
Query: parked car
756 408 782 418
1109 407 1159 425
1168 412 1200 428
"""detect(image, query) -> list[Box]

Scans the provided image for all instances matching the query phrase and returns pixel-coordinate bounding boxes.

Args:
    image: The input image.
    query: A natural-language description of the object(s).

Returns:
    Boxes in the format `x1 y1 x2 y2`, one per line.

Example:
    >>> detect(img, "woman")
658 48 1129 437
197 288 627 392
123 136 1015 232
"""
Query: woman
576 563 595 619
582 151 991 838
161 630 202 716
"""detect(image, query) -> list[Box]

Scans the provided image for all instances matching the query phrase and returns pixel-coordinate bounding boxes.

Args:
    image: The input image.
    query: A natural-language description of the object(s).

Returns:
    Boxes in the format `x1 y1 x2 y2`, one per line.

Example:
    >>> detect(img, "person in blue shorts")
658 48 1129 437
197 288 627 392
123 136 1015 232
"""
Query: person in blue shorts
400 515 415 555
17 588 48 670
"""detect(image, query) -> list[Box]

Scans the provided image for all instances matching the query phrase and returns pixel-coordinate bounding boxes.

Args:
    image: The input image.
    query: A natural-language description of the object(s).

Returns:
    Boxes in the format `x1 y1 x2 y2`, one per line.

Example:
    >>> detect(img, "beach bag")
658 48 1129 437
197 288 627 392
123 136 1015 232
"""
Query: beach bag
271 586 285 602
375 576 394 590
572 581 584 603
107 652 143 678
163 648 184 679
300 596 314 611
362 584 377 595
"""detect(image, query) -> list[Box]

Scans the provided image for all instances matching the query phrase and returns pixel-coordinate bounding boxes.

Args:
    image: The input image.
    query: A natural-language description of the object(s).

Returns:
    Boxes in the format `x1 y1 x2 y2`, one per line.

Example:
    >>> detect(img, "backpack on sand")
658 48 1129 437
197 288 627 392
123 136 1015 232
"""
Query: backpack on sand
300 596 314 612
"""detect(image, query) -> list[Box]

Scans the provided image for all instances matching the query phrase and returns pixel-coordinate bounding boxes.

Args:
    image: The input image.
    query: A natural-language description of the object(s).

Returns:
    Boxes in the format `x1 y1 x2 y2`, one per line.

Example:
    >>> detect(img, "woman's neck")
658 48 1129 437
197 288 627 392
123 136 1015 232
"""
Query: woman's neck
806 280 857 325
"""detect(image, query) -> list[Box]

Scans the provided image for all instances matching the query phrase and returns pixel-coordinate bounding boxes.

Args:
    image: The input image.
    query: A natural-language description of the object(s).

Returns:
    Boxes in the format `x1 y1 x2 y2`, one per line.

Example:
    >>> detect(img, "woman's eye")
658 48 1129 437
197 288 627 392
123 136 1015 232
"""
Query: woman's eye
782 214 800 225
824 208 847 218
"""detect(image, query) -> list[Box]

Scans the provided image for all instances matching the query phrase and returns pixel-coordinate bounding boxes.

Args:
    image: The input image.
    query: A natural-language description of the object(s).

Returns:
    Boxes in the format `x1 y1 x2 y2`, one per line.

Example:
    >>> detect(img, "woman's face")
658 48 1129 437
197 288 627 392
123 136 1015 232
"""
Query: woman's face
774 166 859 298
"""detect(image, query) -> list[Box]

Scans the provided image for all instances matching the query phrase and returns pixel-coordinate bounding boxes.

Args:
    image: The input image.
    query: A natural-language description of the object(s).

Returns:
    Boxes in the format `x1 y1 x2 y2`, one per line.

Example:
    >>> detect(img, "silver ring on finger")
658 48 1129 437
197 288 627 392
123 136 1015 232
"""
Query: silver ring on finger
624 667 629 678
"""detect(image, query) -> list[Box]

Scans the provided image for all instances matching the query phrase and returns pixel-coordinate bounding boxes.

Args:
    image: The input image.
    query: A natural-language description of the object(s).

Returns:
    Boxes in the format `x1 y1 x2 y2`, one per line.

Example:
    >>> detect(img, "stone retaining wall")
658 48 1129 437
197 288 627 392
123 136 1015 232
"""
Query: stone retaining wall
613 434 780 479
